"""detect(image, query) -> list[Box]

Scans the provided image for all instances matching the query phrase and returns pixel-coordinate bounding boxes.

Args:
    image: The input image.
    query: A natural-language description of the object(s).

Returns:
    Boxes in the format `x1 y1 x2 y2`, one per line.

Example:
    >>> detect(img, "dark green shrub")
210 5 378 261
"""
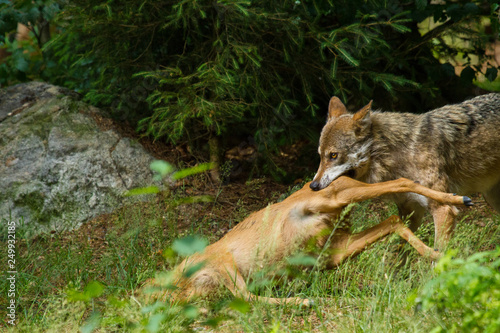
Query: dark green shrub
417 248 500 333
0 0 60 86
2 0 499 177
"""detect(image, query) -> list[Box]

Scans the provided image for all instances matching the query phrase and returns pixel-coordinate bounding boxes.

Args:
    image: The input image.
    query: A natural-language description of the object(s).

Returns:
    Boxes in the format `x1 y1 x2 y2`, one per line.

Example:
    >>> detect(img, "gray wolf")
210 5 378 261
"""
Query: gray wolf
142 177 470 305
310 94 500 248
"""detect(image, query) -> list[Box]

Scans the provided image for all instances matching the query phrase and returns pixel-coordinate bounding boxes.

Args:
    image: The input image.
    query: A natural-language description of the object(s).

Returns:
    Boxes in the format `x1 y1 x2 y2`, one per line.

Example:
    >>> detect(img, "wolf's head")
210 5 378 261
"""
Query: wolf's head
310 97 373 191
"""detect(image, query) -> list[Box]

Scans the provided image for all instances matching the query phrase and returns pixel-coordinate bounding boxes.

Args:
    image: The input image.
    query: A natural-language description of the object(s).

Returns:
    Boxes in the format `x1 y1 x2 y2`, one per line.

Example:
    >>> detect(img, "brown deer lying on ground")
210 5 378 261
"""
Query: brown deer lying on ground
142 176 472 306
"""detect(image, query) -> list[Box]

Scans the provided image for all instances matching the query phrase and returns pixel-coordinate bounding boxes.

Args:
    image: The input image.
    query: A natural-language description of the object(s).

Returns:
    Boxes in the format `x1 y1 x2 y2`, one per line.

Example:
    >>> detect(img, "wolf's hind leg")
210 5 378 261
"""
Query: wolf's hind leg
483 181 500 213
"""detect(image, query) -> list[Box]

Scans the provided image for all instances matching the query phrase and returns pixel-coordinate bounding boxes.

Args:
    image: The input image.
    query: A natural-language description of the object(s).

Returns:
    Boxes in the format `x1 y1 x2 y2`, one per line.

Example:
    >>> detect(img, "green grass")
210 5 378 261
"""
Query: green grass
1 187 499 332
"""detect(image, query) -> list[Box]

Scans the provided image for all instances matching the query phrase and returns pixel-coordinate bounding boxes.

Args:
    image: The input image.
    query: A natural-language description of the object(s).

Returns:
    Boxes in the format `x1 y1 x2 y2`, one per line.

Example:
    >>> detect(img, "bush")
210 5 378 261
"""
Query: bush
2 0 499 177
55 1 500 137
0 0 60 86
417 248 500 333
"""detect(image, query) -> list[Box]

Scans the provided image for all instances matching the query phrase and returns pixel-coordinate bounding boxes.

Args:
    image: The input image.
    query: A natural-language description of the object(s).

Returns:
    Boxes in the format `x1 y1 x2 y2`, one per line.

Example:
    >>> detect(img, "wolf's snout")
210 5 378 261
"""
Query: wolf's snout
310 181 321 191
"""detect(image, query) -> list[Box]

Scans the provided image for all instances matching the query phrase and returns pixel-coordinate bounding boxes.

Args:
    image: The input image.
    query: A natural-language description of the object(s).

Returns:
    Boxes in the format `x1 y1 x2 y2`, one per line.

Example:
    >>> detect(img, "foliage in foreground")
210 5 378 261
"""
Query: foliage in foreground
417 248 500 333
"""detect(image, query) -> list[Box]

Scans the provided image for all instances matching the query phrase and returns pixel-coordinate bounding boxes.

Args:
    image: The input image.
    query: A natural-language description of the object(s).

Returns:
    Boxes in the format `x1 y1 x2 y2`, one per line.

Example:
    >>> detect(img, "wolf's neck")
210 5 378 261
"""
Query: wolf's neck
365 111 421 183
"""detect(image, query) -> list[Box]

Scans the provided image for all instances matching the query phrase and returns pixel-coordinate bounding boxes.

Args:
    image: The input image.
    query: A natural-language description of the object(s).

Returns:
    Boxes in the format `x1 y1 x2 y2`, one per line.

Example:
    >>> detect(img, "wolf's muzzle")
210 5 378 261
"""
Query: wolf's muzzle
310 181 321 191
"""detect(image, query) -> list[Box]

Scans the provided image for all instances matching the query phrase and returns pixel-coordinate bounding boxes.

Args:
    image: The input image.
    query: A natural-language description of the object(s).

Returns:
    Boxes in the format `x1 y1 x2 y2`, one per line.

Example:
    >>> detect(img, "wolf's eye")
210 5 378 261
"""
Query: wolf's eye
329 152 338 160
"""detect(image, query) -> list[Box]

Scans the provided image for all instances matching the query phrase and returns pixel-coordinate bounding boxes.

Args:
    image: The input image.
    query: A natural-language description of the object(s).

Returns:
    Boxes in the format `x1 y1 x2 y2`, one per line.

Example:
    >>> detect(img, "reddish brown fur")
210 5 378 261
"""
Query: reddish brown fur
141 177 469 306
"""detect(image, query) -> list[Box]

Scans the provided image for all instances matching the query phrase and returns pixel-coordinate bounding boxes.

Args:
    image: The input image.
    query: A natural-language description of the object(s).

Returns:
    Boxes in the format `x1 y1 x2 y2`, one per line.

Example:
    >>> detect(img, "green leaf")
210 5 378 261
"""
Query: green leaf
182 261 205 278
124 186 160 196
442 63 456 77
390 23 411 34
14 56 29 72
460 66 476 83
150 160 174 178
162 247 176 260
287 253 317 266
182 304 199 319
67 289 90 302
172 235 208 256
330 58 338 79
145 313 166 333
415 0 427 10
335 47 359 67
172 163 214 180
80 312 101 333
269 321 281 333
107 296 128 309
84 281 105 298
228 298 251 314
485 67 498 82
203 316 226 328
67 281 105 303
418 249 500 332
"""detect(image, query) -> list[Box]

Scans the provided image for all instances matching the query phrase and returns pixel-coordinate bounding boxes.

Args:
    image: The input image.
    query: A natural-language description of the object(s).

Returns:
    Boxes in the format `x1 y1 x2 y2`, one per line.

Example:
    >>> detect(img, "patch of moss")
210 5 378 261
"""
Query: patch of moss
14 191 53 226
10 98 95 143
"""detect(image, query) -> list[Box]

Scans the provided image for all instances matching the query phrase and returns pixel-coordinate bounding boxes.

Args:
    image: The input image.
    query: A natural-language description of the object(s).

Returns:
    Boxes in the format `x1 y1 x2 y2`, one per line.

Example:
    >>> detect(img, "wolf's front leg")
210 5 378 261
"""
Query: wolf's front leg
396 199 427 232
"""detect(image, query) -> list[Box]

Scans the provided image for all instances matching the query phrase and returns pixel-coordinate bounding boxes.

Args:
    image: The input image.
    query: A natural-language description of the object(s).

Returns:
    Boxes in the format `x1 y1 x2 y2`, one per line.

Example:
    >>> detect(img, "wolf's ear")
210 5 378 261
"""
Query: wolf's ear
353 100 372 122
353 100 372 134
328 96 347 120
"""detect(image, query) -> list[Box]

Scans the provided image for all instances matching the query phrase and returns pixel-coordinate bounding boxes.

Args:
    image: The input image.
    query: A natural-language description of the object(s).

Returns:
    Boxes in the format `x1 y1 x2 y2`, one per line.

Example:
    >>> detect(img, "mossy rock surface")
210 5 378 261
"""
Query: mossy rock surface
0 82 157 237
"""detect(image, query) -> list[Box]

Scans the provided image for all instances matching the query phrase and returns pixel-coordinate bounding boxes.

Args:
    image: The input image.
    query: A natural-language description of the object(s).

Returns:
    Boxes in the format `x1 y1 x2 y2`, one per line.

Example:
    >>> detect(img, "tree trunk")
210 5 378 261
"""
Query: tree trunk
208 134 221 183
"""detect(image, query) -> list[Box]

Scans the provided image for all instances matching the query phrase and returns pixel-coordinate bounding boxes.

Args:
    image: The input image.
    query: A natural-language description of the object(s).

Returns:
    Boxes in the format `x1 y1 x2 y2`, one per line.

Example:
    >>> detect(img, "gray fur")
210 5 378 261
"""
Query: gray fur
313 93 500 247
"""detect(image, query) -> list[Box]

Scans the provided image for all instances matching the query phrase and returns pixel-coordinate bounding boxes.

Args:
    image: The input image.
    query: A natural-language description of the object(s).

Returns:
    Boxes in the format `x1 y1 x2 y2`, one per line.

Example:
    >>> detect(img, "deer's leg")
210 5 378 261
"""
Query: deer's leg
329 177 470 208
310 177 471 215
329 215 440 266
219 264 311 306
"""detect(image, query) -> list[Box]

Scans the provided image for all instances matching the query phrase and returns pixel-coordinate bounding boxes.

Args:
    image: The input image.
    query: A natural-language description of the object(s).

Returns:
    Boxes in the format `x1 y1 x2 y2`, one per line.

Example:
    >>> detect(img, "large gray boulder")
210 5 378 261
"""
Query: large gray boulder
0 82 158 237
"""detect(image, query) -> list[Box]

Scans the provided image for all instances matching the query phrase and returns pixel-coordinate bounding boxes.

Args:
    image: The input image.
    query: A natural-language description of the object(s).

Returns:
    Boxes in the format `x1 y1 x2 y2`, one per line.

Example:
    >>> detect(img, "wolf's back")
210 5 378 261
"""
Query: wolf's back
421 93 500 144
429 93 500 127
368 93 500 190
